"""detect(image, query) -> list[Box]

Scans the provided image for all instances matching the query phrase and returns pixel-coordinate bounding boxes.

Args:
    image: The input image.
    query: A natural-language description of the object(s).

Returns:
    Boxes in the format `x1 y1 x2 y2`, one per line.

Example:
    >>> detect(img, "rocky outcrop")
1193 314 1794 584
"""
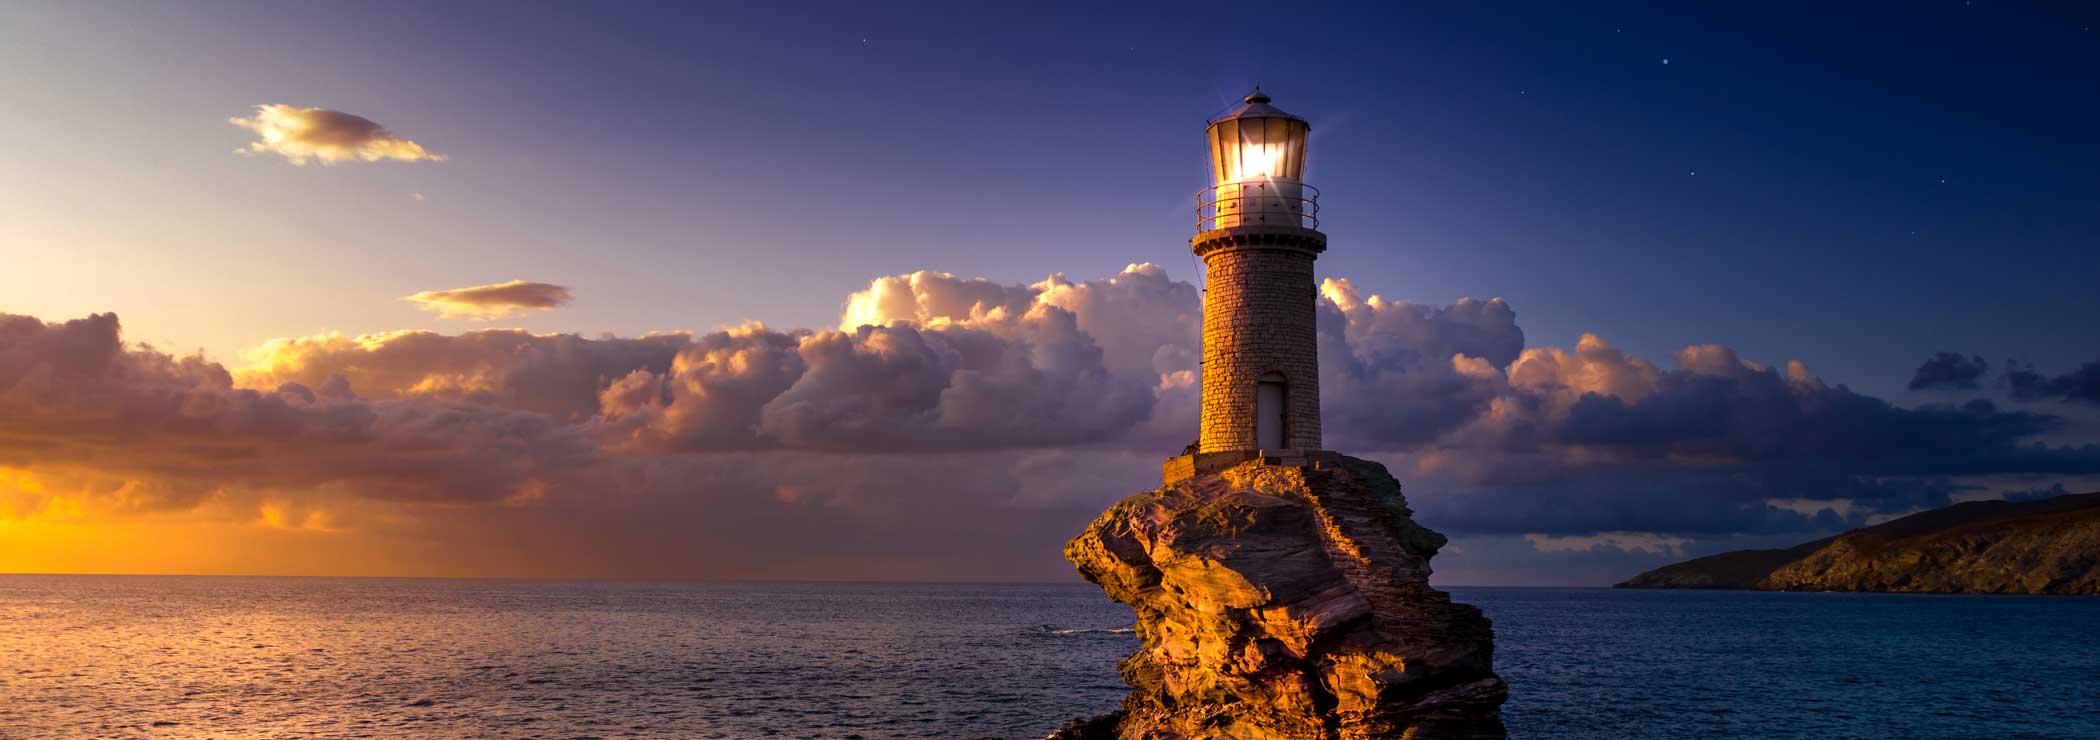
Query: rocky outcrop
1061 454 1506 739
1619 491 2100 595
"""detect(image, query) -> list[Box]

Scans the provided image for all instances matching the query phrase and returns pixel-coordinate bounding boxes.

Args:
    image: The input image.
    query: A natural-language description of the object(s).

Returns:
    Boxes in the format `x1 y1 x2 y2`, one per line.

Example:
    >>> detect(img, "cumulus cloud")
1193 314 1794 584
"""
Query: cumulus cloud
600 312 1153 453
2005 357 2100 404
0 309 1149 581
10 264 2100 583
1034 264 1203 382
1908 352 1989 391
833 265 1202 448
404 280 573 320
837 264 1201 382
229 104 444 165
236 327 690 421
840 270 1037 331
1382 338 2100 539
1279 278 2100 540
0 312 595 513
1318 279 1523 449
244 267 1185 454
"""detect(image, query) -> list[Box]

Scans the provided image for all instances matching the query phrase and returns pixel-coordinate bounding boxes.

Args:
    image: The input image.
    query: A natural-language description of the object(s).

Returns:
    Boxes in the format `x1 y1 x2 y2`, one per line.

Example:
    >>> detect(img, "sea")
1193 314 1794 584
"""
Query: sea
2 576 2096 739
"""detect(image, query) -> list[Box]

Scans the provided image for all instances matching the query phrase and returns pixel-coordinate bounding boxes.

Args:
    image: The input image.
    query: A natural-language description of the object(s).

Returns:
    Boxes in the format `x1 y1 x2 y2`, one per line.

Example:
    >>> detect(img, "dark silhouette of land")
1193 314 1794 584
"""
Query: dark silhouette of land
1619 492 2100 595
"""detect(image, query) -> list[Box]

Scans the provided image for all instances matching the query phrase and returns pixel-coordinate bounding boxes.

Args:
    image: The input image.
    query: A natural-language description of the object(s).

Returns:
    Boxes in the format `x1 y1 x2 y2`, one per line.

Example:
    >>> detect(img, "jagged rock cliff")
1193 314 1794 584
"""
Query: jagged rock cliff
1619 491 2100 595
1059 454 1506 740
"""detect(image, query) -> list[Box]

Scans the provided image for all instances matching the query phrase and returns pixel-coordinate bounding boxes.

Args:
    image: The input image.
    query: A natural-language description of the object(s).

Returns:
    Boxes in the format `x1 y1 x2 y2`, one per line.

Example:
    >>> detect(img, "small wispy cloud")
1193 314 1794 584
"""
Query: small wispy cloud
1525 532 1693 556
230 104 444 165
1907 352 1988 391
404 280 571 320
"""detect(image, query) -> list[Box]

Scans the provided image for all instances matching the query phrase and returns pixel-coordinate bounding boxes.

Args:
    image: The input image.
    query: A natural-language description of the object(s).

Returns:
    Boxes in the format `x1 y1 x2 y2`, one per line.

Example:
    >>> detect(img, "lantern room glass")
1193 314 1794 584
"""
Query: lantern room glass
1207 116 1308 185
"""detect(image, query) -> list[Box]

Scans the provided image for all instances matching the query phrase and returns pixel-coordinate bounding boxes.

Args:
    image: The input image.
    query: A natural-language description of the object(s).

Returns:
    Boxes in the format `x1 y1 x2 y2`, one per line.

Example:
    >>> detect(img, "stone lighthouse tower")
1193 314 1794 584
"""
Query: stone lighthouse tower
1194 89 1324 456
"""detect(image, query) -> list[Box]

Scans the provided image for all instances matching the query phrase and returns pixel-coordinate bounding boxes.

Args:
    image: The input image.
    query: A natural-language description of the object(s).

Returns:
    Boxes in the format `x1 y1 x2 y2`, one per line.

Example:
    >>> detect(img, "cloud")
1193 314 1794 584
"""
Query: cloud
1033 264 1203 382
2006 357 2100 404
1908 352 1989 390
598 312 1155 453
251 268 1179 453
1378 335 2098 537
404 280 573 320
235 327 691 421
0 312 596 513
2003 483 2072 501
1318 279 1523 448
840 270 1037 331
1524 531 1693 556
0 311 1145 581
9 265 2100 582
229 104 444 165
833 264 1206 448
1288 279 2100 539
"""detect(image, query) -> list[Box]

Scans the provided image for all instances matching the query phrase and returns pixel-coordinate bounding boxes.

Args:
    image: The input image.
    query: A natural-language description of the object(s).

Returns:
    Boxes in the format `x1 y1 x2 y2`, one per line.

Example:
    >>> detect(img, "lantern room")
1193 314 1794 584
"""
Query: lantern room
1199 89 1317 231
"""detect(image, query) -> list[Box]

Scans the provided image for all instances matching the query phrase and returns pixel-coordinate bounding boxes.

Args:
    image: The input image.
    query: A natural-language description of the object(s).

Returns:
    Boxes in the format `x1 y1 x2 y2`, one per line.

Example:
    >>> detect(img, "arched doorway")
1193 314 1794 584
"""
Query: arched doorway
1255 372 1287 450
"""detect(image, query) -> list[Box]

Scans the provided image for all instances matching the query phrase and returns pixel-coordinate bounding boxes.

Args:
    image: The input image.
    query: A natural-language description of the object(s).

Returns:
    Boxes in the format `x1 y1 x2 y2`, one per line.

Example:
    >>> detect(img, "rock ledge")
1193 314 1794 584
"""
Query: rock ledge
1060 454 1506 739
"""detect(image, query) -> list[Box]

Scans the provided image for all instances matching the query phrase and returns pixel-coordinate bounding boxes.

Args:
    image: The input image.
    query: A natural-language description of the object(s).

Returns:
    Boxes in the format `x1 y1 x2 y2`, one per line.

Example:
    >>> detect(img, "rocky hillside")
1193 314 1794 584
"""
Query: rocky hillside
1057 453 1507 739
1618 491 2100 595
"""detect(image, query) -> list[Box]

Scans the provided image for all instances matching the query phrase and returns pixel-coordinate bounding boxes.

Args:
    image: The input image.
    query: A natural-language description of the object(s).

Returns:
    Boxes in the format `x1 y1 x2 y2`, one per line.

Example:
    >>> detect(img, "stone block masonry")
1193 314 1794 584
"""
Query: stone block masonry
1196 229 1324 453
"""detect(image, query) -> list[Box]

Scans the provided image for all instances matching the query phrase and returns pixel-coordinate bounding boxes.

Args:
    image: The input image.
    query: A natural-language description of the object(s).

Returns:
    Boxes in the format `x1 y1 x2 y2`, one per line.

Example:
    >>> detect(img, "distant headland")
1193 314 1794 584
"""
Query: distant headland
1618 492 2100 595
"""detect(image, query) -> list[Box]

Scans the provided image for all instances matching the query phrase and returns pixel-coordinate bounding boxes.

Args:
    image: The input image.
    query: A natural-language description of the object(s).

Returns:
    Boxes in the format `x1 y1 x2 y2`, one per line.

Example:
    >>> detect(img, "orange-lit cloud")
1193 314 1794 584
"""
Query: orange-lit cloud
404 280 573 320
228 104 444 165
0 313 595 513
236 327 690 421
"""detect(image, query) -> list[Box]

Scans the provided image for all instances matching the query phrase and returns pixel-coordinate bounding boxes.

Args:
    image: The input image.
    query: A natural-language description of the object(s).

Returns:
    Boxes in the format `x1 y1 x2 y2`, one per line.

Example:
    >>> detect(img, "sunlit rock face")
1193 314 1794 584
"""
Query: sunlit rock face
1060 455 1506 739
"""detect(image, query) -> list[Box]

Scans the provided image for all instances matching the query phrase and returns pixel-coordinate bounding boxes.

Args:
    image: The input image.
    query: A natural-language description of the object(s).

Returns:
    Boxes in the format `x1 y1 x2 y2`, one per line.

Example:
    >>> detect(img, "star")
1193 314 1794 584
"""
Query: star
1662 58 1671 65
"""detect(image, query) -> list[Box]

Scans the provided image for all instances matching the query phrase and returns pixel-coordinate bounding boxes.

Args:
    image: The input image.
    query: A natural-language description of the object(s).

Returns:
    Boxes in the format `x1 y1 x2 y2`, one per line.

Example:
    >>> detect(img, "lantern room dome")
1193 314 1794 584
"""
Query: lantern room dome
1208 88 1308 126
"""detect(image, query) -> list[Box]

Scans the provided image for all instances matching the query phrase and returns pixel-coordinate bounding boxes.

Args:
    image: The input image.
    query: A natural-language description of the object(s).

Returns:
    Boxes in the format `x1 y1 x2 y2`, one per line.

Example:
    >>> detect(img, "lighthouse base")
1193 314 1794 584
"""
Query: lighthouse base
1162 449 1338 486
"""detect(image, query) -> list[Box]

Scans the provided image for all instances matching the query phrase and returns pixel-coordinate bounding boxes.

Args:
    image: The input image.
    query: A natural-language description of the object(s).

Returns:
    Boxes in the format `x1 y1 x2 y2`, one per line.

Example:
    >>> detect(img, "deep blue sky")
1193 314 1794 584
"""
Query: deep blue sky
9 1 2098 401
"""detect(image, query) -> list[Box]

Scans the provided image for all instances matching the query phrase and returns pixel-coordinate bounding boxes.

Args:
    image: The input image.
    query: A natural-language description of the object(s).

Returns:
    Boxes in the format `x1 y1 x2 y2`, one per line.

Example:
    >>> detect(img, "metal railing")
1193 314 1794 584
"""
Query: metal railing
1197 182 1320 231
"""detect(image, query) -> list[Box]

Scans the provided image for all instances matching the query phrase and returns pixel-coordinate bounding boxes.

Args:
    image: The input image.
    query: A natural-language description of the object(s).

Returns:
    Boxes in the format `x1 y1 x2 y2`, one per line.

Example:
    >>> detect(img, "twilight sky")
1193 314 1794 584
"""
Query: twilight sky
3 1 2099 585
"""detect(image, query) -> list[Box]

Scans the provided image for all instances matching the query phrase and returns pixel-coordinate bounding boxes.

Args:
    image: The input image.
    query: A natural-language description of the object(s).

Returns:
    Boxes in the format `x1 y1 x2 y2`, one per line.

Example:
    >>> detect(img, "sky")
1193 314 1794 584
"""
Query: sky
3 1 2098 585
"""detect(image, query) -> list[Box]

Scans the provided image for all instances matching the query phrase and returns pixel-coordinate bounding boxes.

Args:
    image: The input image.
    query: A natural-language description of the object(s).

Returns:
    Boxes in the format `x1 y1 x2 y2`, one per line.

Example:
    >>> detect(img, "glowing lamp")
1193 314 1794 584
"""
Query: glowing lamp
1201 89 1315 230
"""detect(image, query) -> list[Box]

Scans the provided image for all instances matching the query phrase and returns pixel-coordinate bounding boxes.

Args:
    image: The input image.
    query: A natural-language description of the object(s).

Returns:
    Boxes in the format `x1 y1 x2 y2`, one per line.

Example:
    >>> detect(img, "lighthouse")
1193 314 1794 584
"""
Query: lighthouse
1092 88 1511 735
1165 89 1327 483
1196 89 1324 454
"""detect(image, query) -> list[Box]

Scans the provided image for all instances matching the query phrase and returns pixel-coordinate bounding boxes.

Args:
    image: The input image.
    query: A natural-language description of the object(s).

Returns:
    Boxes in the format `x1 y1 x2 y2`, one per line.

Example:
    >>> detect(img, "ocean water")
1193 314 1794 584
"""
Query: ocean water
1 577 2096 739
